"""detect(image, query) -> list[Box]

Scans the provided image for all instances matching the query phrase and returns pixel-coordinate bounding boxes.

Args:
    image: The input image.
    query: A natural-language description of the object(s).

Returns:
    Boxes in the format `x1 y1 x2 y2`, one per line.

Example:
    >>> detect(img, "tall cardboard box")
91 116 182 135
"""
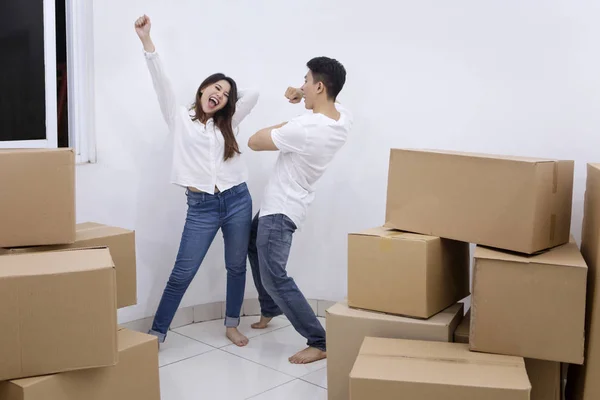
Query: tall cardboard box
0 148 75 247
1 222 137 309
471 240 587 364
0 248 118 381
327 301 463 400
0 328 160 400
349 337 531 400
454 311 562 400
348 227 469 318
385 149 574 254
567 163 600 400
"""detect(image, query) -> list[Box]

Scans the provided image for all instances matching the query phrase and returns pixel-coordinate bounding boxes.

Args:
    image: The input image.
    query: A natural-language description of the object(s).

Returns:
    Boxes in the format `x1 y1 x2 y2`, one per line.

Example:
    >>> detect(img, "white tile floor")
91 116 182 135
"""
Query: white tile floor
158 316 328 400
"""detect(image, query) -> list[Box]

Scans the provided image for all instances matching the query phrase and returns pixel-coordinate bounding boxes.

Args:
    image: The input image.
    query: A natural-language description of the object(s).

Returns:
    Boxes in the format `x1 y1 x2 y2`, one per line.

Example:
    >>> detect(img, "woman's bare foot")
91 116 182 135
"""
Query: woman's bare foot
289 347 327 364
251 316 273 329
226 327 249 347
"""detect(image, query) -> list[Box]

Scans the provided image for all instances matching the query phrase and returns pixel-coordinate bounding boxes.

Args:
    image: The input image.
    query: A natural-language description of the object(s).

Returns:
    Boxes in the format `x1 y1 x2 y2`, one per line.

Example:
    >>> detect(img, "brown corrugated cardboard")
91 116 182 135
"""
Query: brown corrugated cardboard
0 328 160 400
385 149 574 254
525 359 562 400
471 240 587 364
327 301 463 400
454 311 562 400
349 337 531 400
3 222 137 309
567 163 600 400
0 148 75 247
348 227 469 318
0 248 118 381
453 309 471 344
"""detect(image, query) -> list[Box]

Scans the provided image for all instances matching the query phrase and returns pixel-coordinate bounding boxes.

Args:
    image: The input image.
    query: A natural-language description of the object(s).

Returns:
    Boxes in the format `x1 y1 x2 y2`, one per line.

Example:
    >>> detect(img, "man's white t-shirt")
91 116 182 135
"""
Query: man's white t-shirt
259 104 353 228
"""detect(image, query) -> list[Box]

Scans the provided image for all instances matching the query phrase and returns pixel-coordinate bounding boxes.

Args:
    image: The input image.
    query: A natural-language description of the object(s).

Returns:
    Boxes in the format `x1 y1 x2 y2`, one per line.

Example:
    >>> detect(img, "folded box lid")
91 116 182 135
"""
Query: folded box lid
327 302 462 327
394 149 561 164
351 337 531 390
0 247 114 276
350 226 439 242
75 222 133 241
474 238 586 269
7 328 156 390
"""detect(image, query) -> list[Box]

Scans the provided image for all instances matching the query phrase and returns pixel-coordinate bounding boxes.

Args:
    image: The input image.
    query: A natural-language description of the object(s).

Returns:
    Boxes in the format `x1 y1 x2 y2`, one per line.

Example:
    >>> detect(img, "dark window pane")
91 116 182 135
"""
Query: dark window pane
0 0 46 142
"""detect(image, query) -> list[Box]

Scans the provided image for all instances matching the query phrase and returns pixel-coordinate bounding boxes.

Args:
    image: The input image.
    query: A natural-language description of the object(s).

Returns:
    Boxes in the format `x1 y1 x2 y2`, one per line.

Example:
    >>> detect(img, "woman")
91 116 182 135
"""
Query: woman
135 15 258 347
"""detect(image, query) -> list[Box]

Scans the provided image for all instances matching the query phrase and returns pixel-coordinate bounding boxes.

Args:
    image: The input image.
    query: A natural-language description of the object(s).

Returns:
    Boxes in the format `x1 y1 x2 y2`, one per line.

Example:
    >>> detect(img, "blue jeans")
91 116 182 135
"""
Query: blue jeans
149 183 252 343
248 213 326 351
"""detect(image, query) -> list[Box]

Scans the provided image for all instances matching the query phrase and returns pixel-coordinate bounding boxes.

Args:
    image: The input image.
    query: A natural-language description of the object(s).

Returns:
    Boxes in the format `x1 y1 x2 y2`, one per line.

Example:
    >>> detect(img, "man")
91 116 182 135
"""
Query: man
247 56 353 364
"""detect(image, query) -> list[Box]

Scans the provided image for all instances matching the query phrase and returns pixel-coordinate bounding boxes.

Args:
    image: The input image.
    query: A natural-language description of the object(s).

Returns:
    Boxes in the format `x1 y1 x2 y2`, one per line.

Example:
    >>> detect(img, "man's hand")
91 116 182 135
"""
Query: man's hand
135 15 155 53
285 87 303 104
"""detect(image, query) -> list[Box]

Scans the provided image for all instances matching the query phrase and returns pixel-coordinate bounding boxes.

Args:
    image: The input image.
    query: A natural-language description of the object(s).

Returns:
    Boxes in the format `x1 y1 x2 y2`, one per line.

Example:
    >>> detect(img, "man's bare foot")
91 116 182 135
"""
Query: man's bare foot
289 347 327 364
226 327 249 347
251 316 273 329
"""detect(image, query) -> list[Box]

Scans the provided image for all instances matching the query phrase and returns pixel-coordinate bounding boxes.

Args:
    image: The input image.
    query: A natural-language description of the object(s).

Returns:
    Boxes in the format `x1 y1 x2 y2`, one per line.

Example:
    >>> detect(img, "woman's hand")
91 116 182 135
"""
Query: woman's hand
135 15 155 52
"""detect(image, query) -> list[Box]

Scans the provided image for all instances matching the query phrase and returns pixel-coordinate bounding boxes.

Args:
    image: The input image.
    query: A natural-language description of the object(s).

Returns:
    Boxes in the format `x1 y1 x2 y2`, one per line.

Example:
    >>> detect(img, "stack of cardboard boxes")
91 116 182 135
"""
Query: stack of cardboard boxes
0 149 160 400
330 149 589 400
565 163 600 400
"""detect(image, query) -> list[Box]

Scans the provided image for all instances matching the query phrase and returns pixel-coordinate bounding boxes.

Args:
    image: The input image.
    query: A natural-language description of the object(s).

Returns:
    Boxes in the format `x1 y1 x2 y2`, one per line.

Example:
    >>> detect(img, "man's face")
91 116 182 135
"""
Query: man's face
301 71 320 110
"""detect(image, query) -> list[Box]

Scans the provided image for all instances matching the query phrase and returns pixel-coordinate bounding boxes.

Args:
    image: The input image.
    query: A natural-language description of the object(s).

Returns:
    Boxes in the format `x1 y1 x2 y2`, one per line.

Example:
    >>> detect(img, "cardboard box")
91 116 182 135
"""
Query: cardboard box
349 337 531 400
0 248 118 381
0 328 160 400
525 359 563 400
2 222 137 309
471 240 587 364
454 311 562 400
0 148 75 247
385 149 574 254
327 301 463 400
348 227 469 318
453 309 471 344
567 163 600 400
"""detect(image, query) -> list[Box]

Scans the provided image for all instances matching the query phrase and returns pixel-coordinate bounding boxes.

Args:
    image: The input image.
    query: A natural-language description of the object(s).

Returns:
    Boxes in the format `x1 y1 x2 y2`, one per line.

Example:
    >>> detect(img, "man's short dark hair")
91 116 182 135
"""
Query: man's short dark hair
307 57 346 101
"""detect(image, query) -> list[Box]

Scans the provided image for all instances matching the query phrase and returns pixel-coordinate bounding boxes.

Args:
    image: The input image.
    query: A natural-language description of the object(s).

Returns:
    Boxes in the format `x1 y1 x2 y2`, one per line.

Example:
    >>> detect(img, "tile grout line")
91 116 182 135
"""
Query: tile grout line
216 322 294 349
159 322 294 370
299 376 328 390
215 347 301 380
159 348 219 369
170 319 292 350
243 378 303 400
165 331 220 350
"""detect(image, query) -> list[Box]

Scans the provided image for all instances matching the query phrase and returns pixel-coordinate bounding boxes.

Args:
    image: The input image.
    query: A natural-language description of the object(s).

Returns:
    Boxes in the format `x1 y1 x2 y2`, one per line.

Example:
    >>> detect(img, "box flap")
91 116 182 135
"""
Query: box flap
589 163 600 171
474 239 586 269
350 226 438 242
117 329 157 352
0 248 114 277
327 301 462 327
76 222 133 241
0 148 74 155
7 375 54 389
352 337 530 390
393 148 559 164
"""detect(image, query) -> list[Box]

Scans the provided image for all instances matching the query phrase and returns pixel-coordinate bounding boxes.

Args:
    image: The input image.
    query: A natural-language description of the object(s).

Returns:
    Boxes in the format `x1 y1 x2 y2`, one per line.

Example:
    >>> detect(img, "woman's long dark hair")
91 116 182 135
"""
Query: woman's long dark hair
191 73 240 161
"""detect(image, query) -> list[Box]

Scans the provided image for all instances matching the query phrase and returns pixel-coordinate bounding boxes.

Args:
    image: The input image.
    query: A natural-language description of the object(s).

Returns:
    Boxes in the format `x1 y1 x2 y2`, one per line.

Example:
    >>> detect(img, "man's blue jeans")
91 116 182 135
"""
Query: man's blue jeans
248 213 326 351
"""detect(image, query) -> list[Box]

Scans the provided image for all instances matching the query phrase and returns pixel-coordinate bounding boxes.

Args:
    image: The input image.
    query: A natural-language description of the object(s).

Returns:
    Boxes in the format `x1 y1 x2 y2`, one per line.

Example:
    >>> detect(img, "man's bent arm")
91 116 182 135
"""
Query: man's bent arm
248 122 287 151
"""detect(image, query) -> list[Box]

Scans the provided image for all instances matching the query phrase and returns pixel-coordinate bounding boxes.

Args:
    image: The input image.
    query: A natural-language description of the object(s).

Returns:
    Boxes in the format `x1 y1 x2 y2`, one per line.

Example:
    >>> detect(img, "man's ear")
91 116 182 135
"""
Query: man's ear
316 82 325 95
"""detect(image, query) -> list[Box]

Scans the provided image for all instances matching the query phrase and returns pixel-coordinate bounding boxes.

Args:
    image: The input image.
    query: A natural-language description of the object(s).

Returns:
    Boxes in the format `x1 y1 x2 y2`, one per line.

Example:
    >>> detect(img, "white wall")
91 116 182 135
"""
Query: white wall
78 0 600 323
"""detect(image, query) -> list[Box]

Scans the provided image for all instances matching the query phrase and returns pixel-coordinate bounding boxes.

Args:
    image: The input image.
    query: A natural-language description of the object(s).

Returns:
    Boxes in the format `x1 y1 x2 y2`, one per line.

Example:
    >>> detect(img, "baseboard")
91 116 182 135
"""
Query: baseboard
120 298 338 334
